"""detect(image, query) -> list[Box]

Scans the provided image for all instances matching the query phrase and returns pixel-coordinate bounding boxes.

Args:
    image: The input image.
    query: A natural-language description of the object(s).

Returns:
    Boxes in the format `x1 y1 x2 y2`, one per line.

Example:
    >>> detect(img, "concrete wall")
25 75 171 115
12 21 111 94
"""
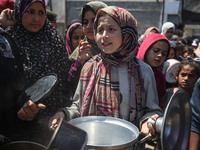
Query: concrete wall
50 0 200 39
65 1 163 35
51 0 163 38
51 0 66 39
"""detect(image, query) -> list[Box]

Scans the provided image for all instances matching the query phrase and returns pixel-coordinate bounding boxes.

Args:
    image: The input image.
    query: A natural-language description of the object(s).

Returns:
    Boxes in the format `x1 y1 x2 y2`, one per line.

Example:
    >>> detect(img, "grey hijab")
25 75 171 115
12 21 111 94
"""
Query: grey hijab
69 1 108 61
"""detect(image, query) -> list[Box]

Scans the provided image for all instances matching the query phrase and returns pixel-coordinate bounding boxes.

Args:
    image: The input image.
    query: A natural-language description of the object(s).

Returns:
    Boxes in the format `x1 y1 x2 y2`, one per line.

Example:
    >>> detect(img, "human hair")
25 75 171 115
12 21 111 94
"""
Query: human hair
46 10 57 22
182 46 193 55
176 59 200 78
151 28 160 34
95 11 120 33
144 39 170 62
80 1 108 23
82 6 95 23
64 24 83 43
69 25 82 40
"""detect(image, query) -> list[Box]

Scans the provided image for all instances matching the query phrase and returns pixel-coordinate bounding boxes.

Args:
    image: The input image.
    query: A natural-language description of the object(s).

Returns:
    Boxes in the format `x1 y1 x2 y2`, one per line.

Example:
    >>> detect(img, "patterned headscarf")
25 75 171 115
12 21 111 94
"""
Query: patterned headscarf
94 6 138 66
11 0 70 107
81 6 145 125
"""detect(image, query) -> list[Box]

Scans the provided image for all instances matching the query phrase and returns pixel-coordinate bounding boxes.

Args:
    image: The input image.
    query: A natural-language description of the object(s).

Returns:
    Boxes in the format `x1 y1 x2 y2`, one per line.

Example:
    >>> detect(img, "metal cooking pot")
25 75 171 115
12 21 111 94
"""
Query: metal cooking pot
0 141 46 150
68 116 140 150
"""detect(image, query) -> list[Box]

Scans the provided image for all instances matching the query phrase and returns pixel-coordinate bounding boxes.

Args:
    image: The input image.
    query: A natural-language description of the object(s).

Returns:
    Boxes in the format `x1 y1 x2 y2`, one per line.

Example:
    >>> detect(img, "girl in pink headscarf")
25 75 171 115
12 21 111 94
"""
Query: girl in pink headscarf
64 20 84 56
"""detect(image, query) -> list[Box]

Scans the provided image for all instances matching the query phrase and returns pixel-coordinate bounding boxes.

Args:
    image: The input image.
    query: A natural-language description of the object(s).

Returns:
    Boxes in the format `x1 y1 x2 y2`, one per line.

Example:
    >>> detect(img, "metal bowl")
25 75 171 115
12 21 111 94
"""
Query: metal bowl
68 116 139 150
0 141 46 150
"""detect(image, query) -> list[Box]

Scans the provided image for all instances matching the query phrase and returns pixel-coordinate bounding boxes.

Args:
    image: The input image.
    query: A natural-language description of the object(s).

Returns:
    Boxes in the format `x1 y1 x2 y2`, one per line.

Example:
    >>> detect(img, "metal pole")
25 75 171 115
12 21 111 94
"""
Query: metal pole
162 0 165 25
49 0 52 11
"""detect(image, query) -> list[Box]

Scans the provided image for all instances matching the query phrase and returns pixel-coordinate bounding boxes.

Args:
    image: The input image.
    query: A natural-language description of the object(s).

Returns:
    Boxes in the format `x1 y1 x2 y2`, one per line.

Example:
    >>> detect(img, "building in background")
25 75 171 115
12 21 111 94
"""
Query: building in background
50 0 200 40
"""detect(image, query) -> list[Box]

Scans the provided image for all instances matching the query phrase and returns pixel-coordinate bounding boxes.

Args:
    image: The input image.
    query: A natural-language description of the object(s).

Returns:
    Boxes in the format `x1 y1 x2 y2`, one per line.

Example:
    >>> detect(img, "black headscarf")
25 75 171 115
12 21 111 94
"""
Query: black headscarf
7 0 71 145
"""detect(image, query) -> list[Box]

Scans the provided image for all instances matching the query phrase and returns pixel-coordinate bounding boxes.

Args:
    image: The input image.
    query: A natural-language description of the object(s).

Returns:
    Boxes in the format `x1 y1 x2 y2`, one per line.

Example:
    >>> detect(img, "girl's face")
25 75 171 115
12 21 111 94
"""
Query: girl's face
145 41 169 67
176 65 198 91
96 14 122 54
82 10 95 40
183 51 194 58
164 28 173 40
167 48 175 59
71 27 84 50
22 2 46 33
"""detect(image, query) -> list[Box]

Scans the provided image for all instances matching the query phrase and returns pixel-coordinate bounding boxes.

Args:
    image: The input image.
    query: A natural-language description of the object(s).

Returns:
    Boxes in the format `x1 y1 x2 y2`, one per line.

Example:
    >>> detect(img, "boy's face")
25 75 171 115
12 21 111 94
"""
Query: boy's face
176 65 198 91
145 41 169 67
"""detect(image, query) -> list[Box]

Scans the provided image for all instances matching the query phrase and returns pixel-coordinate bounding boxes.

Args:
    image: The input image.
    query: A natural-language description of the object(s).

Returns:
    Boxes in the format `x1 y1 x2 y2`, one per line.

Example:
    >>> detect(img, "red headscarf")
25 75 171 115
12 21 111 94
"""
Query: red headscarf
137 33 170 63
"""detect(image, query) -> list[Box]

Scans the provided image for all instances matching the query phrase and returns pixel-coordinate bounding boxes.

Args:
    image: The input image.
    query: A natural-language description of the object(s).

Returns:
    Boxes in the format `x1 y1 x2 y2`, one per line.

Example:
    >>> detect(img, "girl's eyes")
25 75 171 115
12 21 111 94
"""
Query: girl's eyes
73 36 79 40
153 49 159 53
25 10 45 15
97 27 116 33
181 73 186 77
181 73 195 78
110 28 115 32
72 35 85 40
97 28 103 33
26 10 34 14
39 11 45 15
153 49 167 56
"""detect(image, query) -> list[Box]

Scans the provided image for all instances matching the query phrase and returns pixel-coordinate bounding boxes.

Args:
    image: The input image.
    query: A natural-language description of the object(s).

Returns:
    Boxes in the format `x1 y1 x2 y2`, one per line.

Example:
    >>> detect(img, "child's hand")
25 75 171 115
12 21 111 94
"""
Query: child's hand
78 40 92 65
48 111 65 130
141 114 159 139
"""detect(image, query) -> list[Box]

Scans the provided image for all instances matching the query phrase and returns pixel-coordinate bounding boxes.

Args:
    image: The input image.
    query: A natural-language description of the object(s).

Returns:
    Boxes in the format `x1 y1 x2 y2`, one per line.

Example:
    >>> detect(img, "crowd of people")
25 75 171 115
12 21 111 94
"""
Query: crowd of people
0 0 200 150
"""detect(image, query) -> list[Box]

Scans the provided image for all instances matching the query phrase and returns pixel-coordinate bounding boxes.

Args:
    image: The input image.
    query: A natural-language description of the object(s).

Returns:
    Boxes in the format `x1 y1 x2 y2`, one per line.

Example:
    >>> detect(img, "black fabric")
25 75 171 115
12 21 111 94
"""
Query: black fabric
0 31 24 142
2 32 26 91
5 0 71 146
164 88 174 106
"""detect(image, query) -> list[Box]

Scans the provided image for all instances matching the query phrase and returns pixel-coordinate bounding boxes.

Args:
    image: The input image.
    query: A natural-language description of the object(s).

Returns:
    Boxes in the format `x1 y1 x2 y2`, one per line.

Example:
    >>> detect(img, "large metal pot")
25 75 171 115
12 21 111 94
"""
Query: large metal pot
68 116 140 150
0 141 46 150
